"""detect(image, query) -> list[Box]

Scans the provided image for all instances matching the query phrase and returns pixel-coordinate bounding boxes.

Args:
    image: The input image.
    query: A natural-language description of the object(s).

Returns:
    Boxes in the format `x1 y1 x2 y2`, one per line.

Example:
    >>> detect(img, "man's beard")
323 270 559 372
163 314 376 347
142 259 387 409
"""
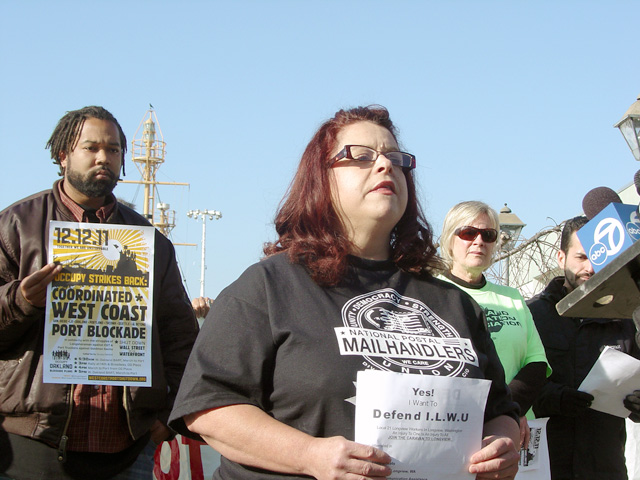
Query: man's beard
564 268 591 292
66 167 119 200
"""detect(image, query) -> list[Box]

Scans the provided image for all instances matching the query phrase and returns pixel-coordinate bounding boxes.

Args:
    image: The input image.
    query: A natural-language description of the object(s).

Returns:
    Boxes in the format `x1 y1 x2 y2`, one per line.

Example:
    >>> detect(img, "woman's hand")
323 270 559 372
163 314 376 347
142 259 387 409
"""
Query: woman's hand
469 434 519 479
468 435 519 479
304 436 391 480
191 296 212 318
469 415 520 479
186 405 391 479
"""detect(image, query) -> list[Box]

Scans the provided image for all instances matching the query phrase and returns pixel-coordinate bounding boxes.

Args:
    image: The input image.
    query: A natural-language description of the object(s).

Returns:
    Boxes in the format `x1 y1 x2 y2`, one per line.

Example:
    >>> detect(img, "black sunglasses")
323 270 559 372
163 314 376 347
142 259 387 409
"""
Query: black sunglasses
454 226 498 243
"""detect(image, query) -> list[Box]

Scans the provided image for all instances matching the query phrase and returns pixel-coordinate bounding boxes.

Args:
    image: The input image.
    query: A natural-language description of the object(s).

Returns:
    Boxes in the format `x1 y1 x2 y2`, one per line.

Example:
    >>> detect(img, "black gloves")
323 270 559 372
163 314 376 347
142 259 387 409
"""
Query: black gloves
560 387 594 416
558 389 640 419
624 390 640 415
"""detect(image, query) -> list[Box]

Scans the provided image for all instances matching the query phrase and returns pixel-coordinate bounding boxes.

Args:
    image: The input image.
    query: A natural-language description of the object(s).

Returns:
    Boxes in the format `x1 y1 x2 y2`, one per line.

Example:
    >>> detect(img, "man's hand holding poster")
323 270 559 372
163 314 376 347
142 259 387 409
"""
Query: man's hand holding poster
355 370 490 480
44 221 155 386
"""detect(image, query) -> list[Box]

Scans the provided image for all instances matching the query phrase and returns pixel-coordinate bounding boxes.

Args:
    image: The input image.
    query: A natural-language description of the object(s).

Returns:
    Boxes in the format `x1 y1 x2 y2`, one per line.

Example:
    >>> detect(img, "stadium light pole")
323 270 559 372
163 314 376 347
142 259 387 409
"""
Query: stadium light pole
186 209 222 297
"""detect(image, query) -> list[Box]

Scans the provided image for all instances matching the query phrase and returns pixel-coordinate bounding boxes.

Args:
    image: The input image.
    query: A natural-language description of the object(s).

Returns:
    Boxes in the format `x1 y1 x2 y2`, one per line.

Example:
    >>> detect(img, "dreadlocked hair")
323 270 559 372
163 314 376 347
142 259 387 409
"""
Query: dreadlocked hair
46 106 127 176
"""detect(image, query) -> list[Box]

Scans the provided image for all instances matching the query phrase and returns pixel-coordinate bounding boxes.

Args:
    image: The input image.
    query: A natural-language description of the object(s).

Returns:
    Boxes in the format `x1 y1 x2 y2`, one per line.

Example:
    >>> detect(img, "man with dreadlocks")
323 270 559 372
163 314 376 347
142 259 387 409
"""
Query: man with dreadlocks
0 106 199 480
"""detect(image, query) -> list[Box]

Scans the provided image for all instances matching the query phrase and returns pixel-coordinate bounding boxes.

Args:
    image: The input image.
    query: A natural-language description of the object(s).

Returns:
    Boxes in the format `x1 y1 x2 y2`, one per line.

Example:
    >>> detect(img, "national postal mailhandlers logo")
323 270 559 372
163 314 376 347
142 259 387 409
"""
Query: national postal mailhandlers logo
335 288 478 376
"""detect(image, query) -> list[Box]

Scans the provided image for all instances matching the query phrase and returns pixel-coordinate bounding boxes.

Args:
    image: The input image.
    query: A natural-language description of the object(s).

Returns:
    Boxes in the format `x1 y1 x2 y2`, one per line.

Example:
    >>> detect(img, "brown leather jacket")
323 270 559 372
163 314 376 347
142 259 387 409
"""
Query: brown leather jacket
0 181 198 448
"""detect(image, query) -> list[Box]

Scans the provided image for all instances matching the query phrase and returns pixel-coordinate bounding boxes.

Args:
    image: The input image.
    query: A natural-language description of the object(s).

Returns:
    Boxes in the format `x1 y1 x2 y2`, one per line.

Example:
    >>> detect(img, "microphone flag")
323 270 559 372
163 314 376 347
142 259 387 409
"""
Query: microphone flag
577 203 640 273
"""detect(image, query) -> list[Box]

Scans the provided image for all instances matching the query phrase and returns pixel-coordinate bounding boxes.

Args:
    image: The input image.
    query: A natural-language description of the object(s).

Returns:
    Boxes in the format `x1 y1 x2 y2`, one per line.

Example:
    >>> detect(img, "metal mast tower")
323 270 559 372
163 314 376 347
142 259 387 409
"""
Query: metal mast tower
120 107 189 237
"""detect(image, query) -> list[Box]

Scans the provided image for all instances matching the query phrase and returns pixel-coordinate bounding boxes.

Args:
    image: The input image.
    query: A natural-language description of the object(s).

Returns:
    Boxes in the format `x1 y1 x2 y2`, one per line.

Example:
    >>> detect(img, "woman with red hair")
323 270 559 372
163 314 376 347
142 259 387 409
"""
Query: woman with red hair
169 106 520 479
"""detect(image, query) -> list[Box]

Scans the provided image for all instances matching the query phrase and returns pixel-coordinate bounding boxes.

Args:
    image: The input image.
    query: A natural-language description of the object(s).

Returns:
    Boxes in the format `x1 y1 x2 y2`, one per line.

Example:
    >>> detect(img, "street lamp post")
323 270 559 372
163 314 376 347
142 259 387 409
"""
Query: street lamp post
614 94 640 162
498 203 526 287
186 209 222 297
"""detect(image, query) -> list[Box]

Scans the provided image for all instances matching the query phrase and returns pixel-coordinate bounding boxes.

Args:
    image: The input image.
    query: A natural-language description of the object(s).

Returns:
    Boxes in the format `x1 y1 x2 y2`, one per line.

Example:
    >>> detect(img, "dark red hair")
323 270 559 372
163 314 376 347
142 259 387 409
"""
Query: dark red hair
263 105 442 285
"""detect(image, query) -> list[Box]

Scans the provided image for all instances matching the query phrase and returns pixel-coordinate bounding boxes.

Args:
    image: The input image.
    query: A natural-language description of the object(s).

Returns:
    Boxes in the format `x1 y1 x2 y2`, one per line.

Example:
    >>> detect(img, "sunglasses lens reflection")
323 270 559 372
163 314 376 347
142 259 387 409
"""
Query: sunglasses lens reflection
458 228 479 241
457 227 497 243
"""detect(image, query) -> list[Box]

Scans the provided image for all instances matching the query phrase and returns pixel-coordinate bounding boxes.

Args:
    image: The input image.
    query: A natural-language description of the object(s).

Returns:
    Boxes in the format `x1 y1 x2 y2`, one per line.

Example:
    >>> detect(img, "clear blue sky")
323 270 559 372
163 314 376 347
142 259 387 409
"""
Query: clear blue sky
2 0 639 299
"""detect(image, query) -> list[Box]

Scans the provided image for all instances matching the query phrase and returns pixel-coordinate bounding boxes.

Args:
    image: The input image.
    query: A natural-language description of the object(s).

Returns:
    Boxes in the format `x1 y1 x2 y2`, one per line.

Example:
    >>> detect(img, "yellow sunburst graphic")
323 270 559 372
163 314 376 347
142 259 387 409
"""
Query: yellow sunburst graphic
52 228 150 273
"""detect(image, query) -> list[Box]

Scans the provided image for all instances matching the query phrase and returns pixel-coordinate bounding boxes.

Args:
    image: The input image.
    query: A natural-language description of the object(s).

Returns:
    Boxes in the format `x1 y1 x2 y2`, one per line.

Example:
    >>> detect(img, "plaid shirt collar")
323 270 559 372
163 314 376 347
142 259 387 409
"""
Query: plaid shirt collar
58 180 116 223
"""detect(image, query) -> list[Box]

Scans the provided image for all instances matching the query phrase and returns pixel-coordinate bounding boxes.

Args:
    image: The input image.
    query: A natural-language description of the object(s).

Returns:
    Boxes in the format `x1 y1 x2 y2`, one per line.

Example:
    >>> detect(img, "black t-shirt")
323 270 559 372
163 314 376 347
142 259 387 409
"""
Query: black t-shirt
169 254 518 479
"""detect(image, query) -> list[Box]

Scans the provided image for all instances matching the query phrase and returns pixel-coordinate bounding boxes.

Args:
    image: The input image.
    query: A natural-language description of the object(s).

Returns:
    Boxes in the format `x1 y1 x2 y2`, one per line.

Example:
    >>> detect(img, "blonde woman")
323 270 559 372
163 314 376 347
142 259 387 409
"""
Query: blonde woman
439 201 550 450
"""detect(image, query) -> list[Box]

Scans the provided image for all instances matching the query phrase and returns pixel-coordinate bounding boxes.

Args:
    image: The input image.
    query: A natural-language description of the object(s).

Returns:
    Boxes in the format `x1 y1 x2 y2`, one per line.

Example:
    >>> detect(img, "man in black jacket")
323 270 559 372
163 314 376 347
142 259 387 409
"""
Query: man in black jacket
527 216 640 480
0 106 199 479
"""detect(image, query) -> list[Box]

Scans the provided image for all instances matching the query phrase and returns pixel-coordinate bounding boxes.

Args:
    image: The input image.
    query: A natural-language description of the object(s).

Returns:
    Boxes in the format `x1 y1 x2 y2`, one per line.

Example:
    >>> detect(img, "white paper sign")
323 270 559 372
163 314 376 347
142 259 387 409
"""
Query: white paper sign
44 221 155 386
578 346 640 418
516 418 550 480
355 370 490 480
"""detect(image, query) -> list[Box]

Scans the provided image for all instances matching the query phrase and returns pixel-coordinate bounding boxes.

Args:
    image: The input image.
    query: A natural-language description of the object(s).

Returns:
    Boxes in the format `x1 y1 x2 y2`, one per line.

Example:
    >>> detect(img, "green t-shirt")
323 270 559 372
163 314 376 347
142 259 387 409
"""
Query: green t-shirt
438 274 551 384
